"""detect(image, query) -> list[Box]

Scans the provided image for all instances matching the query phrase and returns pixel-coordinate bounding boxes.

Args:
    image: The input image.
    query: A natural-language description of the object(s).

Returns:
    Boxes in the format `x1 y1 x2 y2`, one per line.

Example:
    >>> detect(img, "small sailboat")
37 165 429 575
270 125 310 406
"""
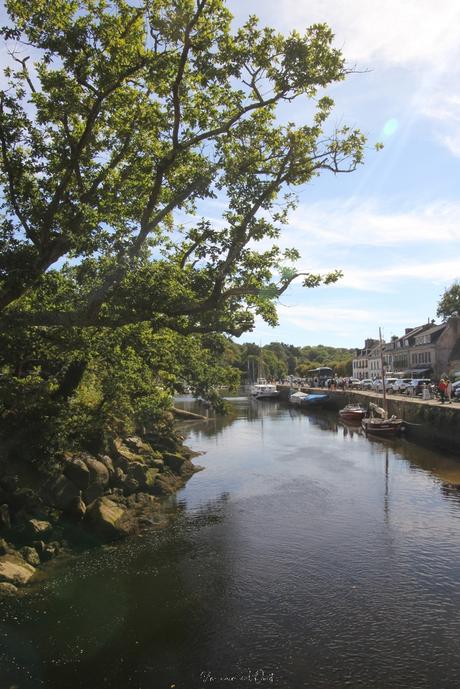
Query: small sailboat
250 379 280 399
361 329 405 437
248 356 279 399
361 404 405 436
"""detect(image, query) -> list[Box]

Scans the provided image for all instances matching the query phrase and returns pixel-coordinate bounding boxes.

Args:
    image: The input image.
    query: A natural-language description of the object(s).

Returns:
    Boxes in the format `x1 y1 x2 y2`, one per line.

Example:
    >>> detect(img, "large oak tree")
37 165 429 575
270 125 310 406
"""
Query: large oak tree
1 0 366 338
0 0 369 458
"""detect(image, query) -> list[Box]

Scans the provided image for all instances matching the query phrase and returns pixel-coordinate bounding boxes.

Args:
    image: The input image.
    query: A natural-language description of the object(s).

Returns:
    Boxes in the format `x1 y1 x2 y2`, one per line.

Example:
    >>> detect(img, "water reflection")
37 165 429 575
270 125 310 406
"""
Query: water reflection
0 495 232 689
179 395 460 502
2 397 460 689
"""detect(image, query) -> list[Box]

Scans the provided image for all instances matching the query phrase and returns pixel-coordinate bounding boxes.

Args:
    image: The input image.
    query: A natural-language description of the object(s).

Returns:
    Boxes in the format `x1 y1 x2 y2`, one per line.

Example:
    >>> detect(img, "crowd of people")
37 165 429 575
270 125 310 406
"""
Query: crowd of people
298 374 458 404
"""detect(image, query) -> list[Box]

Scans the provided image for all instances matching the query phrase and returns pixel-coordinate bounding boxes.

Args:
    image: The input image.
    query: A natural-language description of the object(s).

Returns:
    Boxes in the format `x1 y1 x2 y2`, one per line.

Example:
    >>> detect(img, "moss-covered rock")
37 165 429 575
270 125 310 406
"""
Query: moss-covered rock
97 455 115 476
0 581 19 596
124 436 154 456
126 462 159 490
27 519 52 536
145 468 159 488
20 546 40 567
85 497 133 541
151 473 180 496
0 553 35 586
0 503 11 530
63 458 90 490
47 474 81 512
162 452 194 476
112 438 146 465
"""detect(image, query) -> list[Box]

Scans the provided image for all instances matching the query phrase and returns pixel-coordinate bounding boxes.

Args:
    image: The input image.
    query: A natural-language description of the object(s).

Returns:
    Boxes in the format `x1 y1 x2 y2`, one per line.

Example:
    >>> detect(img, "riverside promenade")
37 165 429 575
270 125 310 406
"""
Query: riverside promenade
277 385 460 452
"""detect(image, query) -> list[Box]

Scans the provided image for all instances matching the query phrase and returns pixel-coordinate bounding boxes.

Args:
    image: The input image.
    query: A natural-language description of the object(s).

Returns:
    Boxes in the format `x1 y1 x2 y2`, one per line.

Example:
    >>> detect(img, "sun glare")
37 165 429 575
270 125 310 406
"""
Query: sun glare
382 118 399 137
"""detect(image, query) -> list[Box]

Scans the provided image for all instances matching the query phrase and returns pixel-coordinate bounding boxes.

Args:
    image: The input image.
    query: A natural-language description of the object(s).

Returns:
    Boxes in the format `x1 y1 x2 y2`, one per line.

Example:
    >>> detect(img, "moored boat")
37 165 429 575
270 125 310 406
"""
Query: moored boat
361 328 406 437
338 404 367 422
290 391 329 407
250 380 280 399
361 415 405 436
361 403 405 436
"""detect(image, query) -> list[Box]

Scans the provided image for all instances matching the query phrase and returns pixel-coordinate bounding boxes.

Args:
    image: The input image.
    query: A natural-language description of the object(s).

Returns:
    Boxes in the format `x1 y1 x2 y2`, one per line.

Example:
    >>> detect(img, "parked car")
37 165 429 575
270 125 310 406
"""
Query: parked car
350 379 363 389
358 379 374 390
405 378 432 396
451 380 460 398
387 378 413 394
372 378 397 391
373 377 399 392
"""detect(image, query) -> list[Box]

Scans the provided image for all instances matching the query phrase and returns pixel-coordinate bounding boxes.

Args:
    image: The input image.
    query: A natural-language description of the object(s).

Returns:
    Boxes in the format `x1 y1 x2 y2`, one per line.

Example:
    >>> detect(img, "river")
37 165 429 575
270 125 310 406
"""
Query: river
1 397 460 689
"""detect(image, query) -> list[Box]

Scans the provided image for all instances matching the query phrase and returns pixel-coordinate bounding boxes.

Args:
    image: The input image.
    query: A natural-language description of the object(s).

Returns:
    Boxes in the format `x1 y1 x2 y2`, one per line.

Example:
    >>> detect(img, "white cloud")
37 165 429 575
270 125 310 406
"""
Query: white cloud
284 198 460 249
231 0 460 156
240 0 460 71
251 303 411 343
277 304 375 330
339 260 460 292
270 258 459 294
418 92 460 157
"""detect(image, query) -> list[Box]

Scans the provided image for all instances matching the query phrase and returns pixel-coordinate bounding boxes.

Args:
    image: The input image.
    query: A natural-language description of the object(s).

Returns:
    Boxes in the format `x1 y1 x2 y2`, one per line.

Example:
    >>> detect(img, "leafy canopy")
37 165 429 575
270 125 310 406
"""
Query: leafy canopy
0 0 369 460
1 0 367 336
437 282 460 320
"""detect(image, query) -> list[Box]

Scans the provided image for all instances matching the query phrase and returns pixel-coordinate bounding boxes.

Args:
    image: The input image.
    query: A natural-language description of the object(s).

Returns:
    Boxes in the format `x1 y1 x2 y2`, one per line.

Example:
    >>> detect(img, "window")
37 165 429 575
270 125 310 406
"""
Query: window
415 334 431 345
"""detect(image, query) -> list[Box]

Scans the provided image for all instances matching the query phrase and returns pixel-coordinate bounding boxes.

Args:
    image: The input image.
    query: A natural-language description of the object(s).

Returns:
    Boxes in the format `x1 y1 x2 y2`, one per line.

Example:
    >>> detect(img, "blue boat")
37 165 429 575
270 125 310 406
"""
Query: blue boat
289 391 329 407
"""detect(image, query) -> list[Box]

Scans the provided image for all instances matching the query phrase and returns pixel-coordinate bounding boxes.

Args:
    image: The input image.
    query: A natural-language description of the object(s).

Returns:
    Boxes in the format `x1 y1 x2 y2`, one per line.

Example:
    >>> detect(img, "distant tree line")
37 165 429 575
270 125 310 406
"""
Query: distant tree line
222 340 355 381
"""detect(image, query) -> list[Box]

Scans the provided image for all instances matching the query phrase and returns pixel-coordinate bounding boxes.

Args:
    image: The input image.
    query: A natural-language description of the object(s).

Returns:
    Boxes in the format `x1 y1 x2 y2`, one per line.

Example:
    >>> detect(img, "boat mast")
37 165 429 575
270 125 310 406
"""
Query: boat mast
258 342 264 382
379 327 387 414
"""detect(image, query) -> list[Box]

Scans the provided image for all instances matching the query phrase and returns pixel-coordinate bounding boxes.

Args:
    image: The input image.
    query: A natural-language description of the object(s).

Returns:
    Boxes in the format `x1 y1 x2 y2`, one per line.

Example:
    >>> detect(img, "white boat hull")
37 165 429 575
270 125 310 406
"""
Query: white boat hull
250 382 279 399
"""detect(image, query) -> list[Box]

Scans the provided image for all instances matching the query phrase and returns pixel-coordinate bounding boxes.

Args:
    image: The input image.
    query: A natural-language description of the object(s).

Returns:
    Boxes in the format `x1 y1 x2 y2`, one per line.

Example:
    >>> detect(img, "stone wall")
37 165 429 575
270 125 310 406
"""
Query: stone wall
337 390 460 452
278 385 460 453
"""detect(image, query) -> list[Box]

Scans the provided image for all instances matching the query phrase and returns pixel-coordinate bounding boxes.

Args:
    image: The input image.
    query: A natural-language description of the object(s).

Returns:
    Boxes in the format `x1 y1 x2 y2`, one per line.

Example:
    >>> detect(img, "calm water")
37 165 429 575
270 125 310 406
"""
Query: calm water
2 398 460 689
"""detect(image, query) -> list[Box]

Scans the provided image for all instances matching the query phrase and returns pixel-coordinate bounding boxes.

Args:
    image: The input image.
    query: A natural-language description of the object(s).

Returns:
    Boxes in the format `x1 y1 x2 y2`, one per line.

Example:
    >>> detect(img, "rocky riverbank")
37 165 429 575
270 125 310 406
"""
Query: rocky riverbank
0 428 203 596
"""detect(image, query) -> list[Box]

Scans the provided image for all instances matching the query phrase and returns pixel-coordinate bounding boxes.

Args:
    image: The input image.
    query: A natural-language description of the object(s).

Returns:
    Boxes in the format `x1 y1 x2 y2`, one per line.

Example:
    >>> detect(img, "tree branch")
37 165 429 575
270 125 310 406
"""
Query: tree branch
10 52 36 93
171 0 206 148
0 100 34 242
41 59 147 236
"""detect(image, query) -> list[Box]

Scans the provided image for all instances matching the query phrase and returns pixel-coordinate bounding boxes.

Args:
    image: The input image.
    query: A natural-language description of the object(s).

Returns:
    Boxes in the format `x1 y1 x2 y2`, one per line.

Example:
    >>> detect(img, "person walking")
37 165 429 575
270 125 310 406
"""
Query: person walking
446 378 453 404
422 382 431 401
438 377 447 404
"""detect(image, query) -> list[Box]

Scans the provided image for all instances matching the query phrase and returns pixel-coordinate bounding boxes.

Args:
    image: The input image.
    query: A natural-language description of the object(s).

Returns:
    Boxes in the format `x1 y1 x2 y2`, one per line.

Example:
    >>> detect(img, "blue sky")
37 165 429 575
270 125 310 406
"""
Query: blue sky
2 1 459 350
224 0 460 348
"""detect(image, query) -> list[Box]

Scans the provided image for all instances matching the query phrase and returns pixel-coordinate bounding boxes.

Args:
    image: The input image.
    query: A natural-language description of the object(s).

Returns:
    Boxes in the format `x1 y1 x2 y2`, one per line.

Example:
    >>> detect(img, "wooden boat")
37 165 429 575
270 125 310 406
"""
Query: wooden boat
361 404 405 436
290 391 329 407
339 404 367 422
361 415 405 436
361 329 405 437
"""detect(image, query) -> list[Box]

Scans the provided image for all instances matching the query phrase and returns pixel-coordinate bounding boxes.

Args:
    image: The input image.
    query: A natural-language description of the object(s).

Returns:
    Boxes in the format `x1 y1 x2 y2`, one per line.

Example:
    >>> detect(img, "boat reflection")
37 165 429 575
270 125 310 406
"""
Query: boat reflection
339 419 364 439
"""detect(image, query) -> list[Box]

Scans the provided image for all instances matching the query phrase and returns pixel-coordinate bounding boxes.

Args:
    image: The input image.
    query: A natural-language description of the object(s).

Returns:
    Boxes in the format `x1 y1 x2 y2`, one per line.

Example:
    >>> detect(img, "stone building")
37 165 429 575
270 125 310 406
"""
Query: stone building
352 317 460 380
435 316 460 377
352 338 378 379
